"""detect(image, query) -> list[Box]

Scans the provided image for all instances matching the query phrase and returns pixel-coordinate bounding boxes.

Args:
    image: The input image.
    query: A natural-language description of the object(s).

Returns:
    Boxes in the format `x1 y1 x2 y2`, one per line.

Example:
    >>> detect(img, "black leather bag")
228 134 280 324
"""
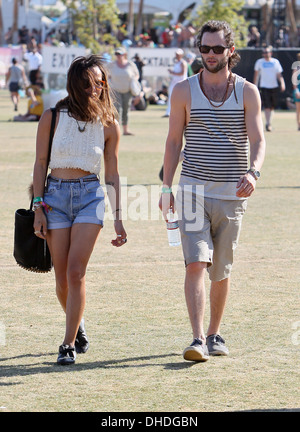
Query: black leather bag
14 206 52 272
13 108 56 273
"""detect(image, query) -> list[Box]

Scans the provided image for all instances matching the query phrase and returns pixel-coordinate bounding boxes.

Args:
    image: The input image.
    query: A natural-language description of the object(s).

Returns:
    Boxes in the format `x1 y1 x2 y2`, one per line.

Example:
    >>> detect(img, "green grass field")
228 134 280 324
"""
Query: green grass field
0 89 299 412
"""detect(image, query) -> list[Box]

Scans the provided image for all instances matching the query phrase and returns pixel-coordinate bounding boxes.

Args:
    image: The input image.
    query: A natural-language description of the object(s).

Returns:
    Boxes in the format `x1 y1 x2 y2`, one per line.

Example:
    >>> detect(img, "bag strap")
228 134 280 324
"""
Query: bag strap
30 108 57 211
47 107 57 167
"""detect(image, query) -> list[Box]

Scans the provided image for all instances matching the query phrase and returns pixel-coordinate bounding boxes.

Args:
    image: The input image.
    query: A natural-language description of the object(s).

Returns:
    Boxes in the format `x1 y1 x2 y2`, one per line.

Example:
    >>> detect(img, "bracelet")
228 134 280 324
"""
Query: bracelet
33 201 52 213
33 196 43 203
161 187 172 194
33 203 43 211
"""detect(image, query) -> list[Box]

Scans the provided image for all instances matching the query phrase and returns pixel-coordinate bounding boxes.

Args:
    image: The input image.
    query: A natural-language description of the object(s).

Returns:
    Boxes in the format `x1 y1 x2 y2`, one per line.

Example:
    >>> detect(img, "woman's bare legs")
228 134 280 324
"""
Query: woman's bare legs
47 223 101 347
10 91 20 110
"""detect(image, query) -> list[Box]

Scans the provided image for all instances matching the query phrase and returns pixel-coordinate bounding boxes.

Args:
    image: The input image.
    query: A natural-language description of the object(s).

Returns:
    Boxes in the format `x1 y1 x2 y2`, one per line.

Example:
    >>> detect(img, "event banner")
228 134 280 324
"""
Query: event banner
42 46 185 77
41 45 87 74
128 47 181 77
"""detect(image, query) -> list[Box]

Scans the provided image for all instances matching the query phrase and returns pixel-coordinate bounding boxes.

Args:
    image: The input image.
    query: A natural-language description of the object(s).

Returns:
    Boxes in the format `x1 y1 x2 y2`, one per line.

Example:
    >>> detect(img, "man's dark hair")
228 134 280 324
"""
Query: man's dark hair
196 20 240 69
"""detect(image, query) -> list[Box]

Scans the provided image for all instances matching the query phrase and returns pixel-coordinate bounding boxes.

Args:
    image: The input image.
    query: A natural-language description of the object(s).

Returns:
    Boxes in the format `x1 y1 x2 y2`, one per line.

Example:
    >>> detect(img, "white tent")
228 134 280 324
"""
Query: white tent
2 0 43 34
115 0 200 22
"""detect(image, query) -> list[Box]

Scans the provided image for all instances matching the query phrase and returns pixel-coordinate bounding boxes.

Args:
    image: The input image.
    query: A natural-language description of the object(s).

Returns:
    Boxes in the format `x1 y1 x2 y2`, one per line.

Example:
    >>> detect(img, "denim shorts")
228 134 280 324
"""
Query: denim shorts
44 174 105 229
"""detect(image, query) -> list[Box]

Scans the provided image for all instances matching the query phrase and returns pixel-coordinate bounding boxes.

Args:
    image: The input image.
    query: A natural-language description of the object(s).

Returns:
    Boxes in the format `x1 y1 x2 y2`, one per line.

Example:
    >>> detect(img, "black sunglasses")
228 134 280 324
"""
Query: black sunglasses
199 45 230 54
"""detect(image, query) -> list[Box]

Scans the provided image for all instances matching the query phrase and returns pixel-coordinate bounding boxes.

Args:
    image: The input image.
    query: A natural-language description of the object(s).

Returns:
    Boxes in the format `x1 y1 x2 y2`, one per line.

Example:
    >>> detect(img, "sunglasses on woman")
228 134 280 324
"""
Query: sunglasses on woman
94 80 106 89
199 45 230 54
84 79 106 90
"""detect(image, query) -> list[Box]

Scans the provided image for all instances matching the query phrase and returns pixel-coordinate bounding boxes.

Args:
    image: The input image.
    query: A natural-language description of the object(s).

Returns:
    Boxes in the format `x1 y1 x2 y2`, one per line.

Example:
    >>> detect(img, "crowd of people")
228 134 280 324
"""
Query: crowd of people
5 26 42 46
5 36 44 120
247 24 300 48
3 20 300 132
4 37 300 132
5 21 300 51
4 23 198 50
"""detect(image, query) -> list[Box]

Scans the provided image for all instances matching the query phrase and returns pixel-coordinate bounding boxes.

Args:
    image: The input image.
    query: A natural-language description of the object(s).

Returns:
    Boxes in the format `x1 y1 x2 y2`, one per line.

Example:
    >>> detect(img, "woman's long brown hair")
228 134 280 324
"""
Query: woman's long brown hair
56 55 117 126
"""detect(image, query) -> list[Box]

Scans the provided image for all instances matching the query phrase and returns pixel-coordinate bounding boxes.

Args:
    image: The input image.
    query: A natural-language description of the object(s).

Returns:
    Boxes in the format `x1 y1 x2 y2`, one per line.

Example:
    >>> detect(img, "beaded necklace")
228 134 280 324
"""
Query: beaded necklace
199 70 234 108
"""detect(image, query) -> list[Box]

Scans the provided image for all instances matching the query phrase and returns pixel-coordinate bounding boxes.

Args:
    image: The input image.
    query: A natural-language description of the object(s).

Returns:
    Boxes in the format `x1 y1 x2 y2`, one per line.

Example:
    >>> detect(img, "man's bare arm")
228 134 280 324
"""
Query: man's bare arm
236 81 266 198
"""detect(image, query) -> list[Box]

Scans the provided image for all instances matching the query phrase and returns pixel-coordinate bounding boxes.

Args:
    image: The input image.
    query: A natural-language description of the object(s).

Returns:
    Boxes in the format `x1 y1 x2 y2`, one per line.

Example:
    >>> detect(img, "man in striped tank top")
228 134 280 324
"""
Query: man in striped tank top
159 21 266 362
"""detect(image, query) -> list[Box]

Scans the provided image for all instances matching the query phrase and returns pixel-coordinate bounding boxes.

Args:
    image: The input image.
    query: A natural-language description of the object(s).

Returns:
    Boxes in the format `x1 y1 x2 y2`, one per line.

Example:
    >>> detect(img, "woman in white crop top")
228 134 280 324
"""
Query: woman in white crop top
32 55 127 365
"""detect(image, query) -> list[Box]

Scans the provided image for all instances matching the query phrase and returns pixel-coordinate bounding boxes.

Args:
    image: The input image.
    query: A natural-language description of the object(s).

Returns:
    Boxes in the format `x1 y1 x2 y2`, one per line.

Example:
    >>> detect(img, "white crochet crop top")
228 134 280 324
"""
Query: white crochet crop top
49 110 105 175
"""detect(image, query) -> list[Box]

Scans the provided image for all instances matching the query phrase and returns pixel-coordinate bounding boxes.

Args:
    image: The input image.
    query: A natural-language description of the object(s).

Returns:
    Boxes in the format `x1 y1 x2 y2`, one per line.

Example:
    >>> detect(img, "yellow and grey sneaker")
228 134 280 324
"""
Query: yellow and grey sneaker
183 338 209 362
206 334 229 356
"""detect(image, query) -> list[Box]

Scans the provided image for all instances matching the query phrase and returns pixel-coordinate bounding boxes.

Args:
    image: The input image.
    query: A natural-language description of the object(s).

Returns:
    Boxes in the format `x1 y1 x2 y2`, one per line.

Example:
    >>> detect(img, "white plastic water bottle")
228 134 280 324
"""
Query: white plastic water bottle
166 210 181 247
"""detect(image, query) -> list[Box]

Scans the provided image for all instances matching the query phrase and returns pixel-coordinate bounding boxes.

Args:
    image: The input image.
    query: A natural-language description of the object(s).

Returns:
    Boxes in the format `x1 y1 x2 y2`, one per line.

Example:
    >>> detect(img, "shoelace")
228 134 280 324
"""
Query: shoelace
191 338 204 346
212 334 225 344
60 345 75 355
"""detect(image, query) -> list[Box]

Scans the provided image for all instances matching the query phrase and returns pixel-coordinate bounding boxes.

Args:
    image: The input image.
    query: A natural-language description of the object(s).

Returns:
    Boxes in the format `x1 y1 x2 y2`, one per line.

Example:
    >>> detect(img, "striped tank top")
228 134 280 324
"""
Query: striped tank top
180 73 248 200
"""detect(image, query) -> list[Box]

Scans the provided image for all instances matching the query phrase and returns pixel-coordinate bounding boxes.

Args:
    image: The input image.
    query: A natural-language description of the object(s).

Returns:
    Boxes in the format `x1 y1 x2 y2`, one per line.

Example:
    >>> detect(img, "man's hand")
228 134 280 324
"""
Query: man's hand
236 173 256 198
159 192 175 221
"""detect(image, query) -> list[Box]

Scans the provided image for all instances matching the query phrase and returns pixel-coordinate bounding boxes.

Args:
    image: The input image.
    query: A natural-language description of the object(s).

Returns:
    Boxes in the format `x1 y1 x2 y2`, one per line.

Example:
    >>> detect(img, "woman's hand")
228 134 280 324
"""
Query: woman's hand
33 208 48 239
111 220 127 247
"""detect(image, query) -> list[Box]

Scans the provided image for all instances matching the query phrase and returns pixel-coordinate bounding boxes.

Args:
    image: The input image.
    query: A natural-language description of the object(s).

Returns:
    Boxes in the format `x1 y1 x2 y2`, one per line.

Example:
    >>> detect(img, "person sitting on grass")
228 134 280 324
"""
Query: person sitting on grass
13 85 43 122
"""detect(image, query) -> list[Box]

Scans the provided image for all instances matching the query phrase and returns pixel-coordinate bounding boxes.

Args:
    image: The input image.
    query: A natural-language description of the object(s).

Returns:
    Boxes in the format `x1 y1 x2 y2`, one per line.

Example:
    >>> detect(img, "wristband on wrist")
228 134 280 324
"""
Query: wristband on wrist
161 187 172 194
33 201 52 213
33 196 43 203
33 203 43 211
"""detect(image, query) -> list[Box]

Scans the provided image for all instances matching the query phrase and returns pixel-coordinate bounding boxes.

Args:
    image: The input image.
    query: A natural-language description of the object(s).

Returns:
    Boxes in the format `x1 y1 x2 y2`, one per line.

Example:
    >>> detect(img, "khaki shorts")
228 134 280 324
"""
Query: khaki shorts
176 188 247 282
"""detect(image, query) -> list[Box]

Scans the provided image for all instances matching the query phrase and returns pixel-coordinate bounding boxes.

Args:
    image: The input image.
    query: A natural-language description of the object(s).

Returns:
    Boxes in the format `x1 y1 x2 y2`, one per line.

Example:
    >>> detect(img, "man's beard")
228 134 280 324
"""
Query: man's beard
202 56 229 73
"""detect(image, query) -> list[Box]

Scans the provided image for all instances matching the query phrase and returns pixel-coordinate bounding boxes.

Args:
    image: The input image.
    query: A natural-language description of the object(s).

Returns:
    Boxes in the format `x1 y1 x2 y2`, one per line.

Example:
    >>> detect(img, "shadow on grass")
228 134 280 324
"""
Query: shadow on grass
0 352 197 384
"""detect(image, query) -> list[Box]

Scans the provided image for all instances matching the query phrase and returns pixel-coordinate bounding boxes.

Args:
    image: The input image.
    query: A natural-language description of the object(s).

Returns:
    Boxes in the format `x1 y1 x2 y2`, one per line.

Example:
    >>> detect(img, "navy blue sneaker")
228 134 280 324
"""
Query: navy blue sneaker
206 334 229 356
57 344 76 365
75 319 89 354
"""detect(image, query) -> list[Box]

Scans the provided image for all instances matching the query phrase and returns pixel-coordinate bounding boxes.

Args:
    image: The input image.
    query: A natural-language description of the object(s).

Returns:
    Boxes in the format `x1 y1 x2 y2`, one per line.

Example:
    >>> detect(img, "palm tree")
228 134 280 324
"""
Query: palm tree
0 0 4 45
12 0 19 44
286 0 298 46
128 0 134 40
136 0 144 36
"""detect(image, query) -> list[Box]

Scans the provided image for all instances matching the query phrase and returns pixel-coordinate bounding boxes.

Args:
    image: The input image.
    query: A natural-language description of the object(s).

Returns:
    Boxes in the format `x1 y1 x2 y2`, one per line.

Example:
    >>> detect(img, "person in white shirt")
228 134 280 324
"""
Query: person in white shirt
23 47 43 85
253 46 285 131
163 48 188 117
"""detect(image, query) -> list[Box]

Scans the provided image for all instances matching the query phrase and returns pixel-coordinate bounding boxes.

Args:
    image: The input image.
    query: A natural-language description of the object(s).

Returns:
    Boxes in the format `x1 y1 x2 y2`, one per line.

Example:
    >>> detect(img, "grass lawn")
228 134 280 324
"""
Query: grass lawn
0 89 299 412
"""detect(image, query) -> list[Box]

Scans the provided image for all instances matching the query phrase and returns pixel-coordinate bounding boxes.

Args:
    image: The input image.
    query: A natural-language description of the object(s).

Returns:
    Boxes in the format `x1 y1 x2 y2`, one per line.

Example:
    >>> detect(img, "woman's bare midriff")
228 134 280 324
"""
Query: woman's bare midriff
50 168 93 179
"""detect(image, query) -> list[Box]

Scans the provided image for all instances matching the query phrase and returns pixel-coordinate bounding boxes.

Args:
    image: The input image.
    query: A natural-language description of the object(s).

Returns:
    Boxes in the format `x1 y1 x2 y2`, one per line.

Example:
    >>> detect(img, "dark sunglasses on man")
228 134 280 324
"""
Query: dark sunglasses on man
199 45 230 54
